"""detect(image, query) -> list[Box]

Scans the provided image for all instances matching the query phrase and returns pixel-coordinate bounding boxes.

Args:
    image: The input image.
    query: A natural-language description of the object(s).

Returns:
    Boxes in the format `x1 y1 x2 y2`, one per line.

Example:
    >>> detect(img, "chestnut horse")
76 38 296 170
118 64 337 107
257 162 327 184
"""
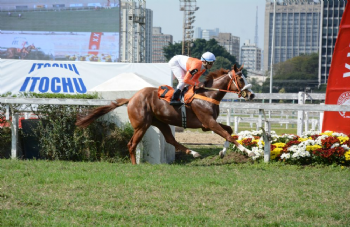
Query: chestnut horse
76 65 255 164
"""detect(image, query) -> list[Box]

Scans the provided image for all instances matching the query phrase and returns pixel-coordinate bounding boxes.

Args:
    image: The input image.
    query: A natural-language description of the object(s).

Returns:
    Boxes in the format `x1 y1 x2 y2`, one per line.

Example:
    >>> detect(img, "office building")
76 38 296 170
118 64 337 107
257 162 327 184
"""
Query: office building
193 27 219 40
264 0 321 72
318 0 348 84
214 33 240 63
241 39 262 72
120 1 153 63
152 27 173 63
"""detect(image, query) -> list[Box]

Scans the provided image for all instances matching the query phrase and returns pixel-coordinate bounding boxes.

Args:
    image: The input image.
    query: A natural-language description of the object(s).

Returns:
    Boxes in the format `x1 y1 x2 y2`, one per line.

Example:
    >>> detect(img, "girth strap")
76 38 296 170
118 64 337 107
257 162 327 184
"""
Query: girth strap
193 94 220 105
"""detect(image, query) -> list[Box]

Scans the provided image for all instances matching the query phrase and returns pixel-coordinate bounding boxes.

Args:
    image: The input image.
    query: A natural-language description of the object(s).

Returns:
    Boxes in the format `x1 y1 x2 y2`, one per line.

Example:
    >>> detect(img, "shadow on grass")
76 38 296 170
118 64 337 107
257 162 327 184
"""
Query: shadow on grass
173 145 251 166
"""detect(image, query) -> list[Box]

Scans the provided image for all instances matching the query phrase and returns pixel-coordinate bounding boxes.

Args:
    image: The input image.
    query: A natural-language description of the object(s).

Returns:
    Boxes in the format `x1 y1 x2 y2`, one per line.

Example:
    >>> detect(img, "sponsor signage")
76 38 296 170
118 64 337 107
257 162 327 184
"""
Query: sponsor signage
0 60 171 95
322 3 350 133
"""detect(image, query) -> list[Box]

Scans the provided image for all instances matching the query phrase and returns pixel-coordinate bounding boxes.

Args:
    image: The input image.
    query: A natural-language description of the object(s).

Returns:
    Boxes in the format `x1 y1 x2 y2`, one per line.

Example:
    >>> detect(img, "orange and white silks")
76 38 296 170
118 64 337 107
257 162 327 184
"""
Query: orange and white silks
322 3 350 134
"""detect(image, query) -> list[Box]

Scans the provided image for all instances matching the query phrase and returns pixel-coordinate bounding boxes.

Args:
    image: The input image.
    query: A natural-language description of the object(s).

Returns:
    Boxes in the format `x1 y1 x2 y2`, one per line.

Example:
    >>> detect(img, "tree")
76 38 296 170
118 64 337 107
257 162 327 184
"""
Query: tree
163 38 247 80
210 56 232 72
163 38 238 67
262 53 319 93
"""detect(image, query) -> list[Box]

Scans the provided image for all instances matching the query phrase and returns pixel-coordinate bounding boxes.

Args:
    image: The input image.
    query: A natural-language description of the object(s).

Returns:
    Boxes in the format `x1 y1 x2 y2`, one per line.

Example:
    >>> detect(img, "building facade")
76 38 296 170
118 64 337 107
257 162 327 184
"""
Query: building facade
263 0 321 72
241 39 262 72
214 33 240 63
193 27 219 40
120 2 152 63
152 27 173 63
318 0 348 84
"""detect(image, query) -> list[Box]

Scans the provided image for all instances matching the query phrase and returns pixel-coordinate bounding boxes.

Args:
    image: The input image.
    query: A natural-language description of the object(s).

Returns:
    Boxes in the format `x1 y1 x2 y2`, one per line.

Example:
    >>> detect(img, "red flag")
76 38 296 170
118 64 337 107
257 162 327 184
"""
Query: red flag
88 32 103 56
322 3 350 134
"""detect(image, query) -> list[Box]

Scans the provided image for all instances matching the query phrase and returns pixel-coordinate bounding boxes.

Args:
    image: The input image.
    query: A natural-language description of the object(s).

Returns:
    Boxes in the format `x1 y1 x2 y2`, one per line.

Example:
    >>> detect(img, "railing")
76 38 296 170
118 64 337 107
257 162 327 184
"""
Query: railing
217 92 326 135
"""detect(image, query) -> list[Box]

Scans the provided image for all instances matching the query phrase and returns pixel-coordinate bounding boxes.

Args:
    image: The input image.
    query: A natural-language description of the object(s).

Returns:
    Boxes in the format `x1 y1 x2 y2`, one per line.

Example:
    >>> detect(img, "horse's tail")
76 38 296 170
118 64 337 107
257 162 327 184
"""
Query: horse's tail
75 98 129 128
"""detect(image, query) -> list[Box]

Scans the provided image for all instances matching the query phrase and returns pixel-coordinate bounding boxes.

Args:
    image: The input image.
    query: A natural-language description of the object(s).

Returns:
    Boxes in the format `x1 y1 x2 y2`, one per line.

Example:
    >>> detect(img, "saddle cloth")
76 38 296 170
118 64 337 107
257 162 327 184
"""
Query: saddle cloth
158 85 196 104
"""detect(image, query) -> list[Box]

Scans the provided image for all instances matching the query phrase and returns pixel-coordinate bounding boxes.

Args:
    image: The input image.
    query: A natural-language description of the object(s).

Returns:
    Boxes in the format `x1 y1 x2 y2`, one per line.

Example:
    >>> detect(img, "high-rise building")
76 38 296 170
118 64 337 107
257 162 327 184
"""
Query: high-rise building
214 33 240 63
318 0 348 84
232 36 241 64
263 0 321 72
241 39 262 72
152 27 173 63
193 27 219 40
120 1 153 63
194 27 202 39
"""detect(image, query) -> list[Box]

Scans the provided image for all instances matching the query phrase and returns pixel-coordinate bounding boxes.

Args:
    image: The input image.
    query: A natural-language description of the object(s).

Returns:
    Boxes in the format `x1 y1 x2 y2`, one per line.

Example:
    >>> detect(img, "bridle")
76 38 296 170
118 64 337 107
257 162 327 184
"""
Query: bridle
203 70 248 98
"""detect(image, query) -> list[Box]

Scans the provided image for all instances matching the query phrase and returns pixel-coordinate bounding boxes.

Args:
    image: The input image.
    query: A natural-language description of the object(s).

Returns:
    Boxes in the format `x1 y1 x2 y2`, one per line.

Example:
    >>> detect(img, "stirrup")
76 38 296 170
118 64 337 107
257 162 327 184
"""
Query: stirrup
170 100 182 106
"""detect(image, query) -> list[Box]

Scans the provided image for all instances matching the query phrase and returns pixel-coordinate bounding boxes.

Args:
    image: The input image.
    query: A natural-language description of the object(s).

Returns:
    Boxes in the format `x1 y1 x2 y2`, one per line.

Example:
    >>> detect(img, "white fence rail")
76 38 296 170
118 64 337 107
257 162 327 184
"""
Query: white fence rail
218 92 327 135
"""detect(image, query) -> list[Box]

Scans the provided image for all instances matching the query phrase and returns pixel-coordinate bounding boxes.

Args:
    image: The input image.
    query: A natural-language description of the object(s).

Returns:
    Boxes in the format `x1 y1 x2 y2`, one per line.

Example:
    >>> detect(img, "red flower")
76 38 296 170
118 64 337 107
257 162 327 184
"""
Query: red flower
321 136 340 149
242 138 257 150
232 135 239 140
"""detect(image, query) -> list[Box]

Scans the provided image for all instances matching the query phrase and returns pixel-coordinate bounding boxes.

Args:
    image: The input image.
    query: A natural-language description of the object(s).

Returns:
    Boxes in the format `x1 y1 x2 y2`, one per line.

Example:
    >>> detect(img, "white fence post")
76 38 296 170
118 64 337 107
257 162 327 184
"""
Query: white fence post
304 112 309 132
258 109 263 129
234 116 239 134
11 112 19 159
297 92 305 136
226 108 231 126
319 103 325 132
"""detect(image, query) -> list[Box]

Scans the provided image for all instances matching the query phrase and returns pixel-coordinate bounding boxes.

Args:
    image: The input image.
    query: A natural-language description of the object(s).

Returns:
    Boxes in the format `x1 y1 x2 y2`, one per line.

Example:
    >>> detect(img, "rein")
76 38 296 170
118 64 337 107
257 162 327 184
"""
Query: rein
192 70 244 105
203 70 244 97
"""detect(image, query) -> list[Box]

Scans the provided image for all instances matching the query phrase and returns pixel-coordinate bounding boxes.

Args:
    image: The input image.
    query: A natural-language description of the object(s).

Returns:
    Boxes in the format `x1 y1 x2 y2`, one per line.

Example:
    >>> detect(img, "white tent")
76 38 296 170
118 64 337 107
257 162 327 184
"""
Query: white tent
88 72 175 164
89 73 162 93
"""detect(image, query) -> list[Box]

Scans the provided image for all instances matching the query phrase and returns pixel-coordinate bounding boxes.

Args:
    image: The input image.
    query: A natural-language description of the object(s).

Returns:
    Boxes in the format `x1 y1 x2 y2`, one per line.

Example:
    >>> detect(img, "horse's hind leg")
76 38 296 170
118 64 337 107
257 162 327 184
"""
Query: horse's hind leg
127 126 149 165
152 119 201 158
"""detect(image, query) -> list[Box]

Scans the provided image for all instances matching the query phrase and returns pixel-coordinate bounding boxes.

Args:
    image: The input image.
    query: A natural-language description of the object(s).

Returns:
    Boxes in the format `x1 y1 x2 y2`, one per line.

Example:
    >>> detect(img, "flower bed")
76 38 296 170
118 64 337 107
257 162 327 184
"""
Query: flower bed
230 130 350 166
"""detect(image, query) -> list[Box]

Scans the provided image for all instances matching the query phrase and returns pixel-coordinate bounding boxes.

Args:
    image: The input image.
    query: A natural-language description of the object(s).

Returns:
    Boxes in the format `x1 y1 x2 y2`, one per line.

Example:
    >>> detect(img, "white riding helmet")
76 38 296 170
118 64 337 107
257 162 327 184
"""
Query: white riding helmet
201 52 216 62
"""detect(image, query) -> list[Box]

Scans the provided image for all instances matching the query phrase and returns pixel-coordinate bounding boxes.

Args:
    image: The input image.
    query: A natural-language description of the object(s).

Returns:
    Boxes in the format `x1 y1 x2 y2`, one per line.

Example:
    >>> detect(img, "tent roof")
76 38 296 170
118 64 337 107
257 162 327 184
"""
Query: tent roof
89 72 162 91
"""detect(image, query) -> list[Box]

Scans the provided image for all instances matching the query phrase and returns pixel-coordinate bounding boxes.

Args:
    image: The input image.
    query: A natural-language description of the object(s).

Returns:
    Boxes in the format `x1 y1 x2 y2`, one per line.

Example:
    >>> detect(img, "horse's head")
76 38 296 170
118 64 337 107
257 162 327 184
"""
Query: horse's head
229 65 255 101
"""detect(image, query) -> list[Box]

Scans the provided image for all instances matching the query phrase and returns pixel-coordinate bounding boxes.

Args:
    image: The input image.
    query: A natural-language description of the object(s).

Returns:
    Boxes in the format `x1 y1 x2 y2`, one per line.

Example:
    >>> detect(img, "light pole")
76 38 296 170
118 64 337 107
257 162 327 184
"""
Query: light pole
179 0 199 56
269 0 276 103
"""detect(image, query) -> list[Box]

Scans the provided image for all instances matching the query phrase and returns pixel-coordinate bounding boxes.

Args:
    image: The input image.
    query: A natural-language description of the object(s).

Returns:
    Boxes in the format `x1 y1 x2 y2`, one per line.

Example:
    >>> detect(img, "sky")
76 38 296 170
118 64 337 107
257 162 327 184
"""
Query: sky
146 0 266 50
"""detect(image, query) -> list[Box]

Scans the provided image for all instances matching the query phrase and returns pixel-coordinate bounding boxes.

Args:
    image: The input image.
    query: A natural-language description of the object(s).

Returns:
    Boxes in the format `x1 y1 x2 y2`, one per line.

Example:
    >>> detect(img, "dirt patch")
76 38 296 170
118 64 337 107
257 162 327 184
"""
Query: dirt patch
174 131 250 165
175 131 226 145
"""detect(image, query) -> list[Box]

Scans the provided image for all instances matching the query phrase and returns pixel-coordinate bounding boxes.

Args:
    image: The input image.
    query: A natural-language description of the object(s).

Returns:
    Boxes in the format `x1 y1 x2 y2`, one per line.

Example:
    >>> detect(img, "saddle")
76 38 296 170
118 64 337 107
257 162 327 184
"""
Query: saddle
158 85 196 105
158 85 221 106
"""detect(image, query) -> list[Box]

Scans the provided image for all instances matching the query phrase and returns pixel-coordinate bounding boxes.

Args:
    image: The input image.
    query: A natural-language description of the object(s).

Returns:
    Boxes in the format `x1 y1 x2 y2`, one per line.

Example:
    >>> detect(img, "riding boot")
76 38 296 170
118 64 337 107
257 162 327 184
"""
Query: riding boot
170 89 182 106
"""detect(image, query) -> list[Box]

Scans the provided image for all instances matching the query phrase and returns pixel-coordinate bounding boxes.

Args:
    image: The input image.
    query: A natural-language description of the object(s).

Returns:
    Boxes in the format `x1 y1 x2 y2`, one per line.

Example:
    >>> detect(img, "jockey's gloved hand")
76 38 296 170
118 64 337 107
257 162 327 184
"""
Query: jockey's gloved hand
196 82 204 89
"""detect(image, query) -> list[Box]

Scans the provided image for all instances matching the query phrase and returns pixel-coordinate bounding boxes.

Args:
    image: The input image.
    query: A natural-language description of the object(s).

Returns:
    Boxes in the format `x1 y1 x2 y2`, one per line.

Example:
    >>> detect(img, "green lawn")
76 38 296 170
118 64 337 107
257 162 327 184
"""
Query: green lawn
1 159 349 226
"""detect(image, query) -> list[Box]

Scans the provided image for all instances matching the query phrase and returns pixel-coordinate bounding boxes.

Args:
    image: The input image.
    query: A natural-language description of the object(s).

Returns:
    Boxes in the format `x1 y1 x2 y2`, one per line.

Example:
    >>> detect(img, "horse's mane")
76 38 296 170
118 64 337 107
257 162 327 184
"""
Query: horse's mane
204 68 230 87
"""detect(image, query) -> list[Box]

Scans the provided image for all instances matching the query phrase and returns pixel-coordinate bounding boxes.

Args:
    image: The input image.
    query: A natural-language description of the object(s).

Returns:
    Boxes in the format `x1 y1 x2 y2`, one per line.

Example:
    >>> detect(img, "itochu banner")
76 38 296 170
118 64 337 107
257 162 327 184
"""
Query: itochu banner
322 3 350 134
0 60 171 95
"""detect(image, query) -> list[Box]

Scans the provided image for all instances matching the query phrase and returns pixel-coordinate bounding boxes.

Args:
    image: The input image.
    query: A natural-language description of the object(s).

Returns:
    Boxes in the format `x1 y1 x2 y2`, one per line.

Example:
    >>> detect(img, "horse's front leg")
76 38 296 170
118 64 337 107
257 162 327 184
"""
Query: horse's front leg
202 123 232 158
200 118 255 157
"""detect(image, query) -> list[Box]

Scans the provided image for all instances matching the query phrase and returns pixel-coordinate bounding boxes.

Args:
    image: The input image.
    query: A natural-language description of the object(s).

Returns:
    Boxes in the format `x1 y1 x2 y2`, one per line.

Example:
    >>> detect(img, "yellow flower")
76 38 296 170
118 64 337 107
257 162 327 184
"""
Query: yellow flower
338 136 349 144
345 151 350 161
306 145 322 151
272 143 286 148
320 131 333 136
253 139 263 145
236 140 243 145
271 148 283 160
298 138 309 142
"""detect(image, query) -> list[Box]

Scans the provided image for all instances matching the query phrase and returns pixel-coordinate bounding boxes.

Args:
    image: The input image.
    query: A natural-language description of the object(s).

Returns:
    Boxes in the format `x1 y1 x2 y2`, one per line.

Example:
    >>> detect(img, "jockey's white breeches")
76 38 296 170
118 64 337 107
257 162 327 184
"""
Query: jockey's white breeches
169 56 186 90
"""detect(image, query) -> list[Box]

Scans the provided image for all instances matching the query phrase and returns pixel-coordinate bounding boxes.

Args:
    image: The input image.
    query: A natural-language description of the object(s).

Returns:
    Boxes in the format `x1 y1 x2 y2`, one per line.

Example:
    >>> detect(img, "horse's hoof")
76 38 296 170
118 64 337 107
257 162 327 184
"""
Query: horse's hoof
190 150 201 158
248 152 255 157
193 153 201 158
219 151 225 159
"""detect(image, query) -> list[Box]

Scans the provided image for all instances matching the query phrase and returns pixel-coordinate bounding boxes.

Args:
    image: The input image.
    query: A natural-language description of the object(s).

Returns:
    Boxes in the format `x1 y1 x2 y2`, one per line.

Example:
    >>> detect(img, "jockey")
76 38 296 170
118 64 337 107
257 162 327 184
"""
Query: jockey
168 52 216 105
